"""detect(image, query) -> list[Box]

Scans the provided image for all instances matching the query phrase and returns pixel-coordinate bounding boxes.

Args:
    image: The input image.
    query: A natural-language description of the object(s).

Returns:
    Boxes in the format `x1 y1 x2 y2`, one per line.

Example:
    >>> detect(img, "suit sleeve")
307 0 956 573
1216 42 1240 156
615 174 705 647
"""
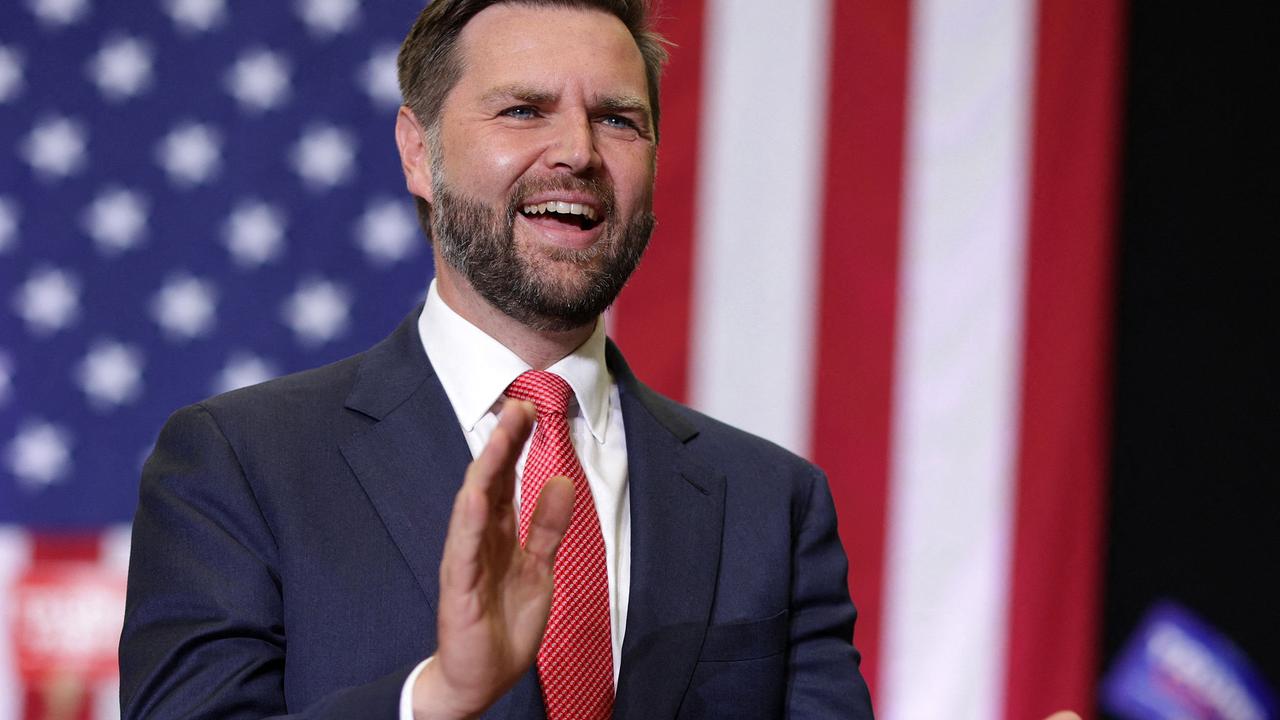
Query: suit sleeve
785 468 876 718
119 403 414 719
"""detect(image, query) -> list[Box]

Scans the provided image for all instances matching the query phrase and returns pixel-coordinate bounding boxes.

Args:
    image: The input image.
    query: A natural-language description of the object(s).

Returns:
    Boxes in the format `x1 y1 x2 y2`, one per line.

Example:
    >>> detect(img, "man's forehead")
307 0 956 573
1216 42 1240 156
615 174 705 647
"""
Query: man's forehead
453 3 647 86
459 2 631 41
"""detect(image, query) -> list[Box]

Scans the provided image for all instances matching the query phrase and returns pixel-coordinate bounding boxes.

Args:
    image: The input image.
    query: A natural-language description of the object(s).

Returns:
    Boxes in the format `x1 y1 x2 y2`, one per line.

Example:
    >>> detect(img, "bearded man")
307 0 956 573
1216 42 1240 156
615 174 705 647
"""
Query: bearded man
119 1 875 718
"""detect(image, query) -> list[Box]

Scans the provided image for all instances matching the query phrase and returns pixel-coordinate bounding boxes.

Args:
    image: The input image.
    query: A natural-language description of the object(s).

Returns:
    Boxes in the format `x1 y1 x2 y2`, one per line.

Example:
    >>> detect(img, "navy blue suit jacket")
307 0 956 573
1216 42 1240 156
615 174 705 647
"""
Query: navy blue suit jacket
119 308 874 718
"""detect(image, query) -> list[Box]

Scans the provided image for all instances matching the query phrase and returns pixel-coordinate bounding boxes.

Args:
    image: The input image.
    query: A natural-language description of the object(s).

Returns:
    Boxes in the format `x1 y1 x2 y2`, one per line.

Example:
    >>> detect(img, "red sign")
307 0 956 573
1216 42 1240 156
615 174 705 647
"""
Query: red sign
11 561 127 683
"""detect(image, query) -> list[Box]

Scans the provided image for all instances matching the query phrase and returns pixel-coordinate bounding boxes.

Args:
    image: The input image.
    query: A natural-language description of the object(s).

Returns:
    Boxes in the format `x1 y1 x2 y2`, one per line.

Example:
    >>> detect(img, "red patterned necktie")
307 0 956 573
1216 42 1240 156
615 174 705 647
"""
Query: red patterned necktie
505 370 614 720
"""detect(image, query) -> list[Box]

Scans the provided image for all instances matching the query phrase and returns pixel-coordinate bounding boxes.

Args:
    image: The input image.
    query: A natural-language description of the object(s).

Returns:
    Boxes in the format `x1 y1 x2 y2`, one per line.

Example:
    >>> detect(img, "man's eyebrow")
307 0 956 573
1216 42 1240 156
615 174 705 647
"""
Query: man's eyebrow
480 85 650 118
594 95 651 119
481 84 558 105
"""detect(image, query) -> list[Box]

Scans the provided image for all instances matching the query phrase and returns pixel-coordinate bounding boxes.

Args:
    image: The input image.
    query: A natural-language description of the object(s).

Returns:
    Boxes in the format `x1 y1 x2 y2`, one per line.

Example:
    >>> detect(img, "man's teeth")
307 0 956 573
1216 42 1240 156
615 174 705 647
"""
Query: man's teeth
521 201 598 222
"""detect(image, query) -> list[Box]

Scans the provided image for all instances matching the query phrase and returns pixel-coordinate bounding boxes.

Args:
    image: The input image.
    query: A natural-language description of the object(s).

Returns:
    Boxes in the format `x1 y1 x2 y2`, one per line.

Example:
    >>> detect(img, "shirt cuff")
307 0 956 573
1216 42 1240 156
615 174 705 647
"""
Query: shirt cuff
398 657 433 720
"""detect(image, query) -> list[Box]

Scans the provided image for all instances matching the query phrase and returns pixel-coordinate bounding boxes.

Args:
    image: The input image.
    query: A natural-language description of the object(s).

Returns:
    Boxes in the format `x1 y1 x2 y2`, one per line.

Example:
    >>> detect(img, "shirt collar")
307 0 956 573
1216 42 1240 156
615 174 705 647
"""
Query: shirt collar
418 279 611 444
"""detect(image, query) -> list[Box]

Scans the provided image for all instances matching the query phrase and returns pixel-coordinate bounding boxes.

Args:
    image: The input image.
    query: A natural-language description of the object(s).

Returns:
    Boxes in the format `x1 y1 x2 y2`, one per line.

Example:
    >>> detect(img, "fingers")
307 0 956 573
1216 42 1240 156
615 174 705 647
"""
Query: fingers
469 399 535 510
441 401 535 597
523 475 574 565
440 475 487 597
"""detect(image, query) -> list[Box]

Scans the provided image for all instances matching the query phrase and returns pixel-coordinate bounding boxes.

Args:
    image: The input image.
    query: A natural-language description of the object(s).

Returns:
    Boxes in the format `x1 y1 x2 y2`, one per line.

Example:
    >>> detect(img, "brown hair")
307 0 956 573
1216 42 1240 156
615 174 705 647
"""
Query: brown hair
396 0 669 141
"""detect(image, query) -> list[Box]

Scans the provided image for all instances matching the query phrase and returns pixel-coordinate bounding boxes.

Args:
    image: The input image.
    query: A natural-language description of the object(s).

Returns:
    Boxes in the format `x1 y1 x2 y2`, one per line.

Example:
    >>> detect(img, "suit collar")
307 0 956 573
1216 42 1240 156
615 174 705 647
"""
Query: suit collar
344 305 436 421
605 341 698 443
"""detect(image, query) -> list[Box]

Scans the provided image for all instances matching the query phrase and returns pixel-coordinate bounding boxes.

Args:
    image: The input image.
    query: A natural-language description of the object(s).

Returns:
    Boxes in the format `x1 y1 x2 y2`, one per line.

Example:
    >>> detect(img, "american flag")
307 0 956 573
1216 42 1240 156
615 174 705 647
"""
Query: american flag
0 1 1121 718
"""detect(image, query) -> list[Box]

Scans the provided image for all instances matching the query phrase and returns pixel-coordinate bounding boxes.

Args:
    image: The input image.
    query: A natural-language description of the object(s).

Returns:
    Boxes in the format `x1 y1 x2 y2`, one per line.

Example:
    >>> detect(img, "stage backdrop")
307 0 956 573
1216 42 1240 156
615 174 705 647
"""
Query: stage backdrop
0 1 1121 718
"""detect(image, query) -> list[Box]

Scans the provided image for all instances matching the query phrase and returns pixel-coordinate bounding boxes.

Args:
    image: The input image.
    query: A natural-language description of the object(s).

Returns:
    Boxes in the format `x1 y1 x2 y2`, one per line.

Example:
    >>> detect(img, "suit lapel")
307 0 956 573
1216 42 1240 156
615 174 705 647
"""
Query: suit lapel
610 344 725 720
339 308 472 613
337 320 723 719
338 309 547 720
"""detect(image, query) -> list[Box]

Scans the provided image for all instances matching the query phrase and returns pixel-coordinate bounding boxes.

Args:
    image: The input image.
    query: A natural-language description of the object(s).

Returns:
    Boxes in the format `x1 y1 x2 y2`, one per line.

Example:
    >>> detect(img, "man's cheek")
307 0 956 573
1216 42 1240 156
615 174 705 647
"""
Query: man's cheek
486 145 538 187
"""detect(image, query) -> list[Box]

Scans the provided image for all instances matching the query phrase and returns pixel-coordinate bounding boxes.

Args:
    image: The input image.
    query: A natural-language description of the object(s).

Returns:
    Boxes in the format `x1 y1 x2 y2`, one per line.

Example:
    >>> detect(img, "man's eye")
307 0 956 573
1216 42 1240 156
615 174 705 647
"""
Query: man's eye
502 106 538 120
600 115 638 130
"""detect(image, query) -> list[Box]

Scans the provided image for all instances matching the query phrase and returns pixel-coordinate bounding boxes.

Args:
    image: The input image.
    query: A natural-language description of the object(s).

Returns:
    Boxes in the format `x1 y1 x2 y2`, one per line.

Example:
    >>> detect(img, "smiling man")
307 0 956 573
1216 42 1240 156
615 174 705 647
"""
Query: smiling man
119 2 875 719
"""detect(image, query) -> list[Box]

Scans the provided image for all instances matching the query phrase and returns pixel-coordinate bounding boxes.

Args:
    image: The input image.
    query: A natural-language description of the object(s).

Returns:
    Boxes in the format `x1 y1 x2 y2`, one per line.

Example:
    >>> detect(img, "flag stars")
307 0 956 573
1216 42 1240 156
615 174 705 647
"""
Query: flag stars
13 267 80 336
290 125 356 190
20 116 88 180
360 45 401 108
156 122 222 187
225 49 292 112
357 198 419 266
164 0 227 32
296 0 360 38
75 340 145 409
27 0 90 27
0 44 25 103
211 352 278 395
6 421 73 489
0 196 18 253
83 187 149 255
151 274 218 340
87 36 154 101
223 200 287 267
281 278 351 346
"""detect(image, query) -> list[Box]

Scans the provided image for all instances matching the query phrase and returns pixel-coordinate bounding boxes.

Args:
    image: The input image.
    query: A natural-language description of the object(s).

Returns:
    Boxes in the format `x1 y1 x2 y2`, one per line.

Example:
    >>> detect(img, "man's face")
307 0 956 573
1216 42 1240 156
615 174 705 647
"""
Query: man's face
416 3 657 331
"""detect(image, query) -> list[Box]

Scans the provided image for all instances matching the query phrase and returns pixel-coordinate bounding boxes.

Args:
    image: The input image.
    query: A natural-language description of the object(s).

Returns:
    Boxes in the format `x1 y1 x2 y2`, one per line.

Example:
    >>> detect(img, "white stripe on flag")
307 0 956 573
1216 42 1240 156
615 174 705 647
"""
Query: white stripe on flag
689 0 831 455
880 0 1038 717
97 524 132 719
102 524 133 572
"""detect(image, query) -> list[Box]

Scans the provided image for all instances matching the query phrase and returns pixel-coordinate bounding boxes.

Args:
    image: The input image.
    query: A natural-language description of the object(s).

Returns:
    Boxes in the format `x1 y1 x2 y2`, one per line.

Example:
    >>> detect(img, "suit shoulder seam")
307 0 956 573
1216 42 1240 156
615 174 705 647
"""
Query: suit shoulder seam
191 401 283 572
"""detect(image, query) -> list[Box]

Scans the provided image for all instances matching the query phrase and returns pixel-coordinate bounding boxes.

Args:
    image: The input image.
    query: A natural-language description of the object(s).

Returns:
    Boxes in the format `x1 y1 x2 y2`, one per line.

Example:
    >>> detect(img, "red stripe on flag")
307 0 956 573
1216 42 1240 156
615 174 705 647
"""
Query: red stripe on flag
1004 0 1123 715
810 0 911 697
30 534 102 562
611 0 706 403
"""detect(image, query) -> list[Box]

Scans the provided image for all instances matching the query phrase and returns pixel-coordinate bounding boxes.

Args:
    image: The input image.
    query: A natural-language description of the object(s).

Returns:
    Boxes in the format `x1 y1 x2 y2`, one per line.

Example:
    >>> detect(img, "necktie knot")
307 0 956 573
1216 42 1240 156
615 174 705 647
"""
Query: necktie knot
504 370 573 418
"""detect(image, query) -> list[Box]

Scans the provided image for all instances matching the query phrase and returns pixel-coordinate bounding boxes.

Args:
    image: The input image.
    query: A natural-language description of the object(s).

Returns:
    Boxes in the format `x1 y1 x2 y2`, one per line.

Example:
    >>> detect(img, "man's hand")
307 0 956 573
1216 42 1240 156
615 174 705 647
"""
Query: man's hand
413 400 574 720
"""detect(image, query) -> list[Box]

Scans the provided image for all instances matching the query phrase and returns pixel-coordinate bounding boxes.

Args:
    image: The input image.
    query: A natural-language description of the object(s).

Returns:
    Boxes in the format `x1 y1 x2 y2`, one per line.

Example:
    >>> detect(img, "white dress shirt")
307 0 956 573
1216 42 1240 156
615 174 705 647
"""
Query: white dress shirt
399 280 630 717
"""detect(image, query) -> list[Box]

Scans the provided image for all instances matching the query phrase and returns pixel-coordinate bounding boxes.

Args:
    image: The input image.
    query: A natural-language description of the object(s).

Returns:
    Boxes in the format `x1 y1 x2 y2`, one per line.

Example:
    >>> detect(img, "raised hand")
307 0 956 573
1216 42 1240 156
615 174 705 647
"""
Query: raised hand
412 400 575 720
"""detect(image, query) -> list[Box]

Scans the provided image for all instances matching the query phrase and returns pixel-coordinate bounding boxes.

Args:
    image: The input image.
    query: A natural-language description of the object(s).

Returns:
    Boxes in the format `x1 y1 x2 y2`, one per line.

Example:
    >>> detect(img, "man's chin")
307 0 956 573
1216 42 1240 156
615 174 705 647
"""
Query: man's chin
493 295 605 334
512 278 613 328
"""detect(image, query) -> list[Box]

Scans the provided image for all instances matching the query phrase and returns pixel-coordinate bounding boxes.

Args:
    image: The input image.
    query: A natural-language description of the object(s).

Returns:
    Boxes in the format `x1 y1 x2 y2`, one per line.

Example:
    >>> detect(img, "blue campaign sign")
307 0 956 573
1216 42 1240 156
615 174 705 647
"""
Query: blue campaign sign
1101 601 1277 720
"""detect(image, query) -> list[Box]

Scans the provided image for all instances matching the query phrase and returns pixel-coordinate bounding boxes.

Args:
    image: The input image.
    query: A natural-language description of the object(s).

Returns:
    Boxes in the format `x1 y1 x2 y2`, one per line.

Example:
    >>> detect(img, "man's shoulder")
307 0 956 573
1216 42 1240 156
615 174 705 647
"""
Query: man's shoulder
621 374 822 479
193 306 427 429
156 352 373 456
201 351 365 418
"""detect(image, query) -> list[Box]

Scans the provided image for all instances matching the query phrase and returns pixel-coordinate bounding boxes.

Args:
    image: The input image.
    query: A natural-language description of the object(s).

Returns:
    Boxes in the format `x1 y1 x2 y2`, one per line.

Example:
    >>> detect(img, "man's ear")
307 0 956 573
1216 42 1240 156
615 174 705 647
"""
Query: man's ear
395 106 435 203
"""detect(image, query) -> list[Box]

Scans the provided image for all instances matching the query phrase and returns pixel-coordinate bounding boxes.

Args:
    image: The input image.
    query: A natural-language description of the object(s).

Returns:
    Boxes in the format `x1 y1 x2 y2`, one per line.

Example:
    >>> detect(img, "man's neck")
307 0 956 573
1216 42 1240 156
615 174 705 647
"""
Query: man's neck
434 263 596 371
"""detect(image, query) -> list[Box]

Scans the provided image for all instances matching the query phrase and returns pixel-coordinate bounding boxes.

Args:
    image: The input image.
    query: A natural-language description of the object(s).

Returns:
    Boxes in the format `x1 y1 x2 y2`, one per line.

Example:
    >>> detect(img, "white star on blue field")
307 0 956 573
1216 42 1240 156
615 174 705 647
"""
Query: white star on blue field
1 1 432 525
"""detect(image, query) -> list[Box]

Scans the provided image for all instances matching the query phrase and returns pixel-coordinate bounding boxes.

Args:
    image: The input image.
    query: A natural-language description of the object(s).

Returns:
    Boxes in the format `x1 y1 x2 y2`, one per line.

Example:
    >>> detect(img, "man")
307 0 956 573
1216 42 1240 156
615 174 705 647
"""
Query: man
119 1 875 718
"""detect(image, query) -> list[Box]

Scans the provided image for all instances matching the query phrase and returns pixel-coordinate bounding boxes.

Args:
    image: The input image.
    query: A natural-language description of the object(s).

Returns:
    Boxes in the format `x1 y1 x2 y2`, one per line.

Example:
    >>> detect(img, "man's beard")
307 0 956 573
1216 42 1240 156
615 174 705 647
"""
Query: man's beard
429 174 655 332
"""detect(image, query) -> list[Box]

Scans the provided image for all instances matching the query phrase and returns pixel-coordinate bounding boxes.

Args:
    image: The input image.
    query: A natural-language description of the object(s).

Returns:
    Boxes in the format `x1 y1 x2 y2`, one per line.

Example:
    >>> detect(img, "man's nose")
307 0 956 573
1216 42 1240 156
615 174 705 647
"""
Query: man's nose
543 112 602 174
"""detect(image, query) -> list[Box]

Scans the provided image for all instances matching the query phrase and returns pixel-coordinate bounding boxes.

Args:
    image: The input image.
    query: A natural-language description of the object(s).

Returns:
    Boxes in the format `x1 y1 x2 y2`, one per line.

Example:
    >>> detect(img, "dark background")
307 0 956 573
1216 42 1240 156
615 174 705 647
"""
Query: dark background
1102 0 1278 709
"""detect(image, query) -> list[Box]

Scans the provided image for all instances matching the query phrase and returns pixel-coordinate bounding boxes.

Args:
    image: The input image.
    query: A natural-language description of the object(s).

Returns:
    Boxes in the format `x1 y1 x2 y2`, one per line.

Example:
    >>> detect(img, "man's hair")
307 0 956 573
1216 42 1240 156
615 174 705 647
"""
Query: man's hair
397 0 669 139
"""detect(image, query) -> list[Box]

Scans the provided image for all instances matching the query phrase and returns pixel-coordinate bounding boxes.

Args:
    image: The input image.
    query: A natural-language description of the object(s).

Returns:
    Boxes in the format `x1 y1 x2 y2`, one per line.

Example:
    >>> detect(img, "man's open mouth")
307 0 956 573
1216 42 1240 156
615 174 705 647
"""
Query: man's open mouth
520 201 602 231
